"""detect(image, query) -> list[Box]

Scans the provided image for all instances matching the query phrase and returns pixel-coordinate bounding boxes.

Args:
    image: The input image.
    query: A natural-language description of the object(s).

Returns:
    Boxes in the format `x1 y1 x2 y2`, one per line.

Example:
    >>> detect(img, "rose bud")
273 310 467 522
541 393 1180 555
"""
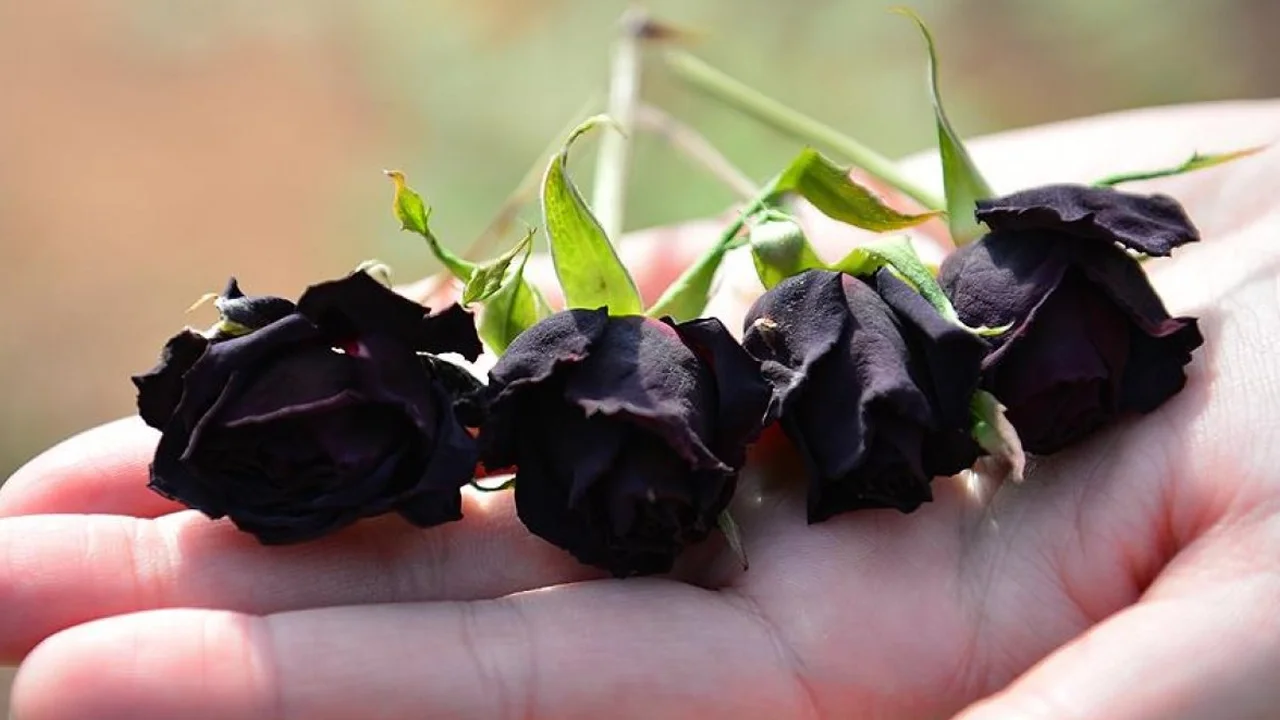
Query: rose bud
479 309 771 577
938 184 1204 454
131 271 484 544
742 268 987 522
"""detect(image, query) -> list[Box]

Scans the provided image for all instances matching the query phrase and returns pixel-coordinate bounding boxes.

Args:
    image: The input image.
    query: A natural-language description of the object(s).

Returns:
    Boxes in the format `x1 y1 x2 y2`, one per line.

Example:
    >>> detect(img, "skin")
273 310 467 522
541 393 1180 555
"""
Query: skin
3 100 1280 719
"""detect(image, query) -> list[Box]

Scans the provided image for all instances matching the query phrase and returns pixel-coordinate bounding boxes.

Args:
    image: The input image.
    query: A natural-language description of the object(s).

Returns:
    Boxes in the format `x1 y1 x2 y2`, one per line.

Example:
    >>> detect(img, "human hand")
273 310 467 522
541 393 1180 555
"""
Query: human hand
3 99 1279 719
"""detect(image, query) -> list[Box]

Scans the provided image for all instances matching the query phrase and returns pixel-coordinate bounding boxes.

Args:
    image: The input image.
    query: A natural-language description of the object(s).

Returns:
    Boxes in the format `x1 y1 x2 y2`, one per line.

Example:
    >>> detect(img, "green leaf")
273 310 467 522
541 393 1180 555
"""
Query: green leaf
774 148 940 231
476 237 552 354
384 170 476 281
895 8 993 245
462 229 535 305
541 115 643 316
970 390 1026 483
1095 146 1268 187
829 235 953 310
747 213 825 289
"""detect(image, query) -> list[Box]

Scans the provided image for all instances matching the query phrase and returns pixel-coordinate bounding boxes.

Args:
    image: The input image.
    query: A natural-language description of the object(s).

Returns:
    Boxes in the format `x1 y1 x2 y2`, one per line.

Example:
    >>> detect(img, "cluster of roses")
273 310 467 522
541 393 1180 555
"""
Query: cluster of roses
133 183 1202 577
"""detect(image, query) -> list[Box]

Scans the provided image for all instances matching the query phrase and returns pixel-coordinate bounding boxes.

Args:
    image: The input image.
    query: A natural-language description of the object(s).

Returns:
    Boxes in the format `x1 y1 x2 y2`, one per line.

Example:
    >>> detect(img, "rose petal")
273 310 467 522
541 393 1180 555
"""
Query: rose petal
297 272 481 358
1120 318 1203 414
512 420 593 562
132 330 209 429
175 315 323 457
974 184 1199 256
985 272 1131 453
938 231 1072 356
601 429 708 538
419 303 484 361
481 309 610 469
352 334 442 433
487 308 610 403
397 383 476 527
215 346 364 427
805 412 930 521
671 317 772 468
563 316 726 473
874 269 986 430
1067 238 1202 338
742 269 850 413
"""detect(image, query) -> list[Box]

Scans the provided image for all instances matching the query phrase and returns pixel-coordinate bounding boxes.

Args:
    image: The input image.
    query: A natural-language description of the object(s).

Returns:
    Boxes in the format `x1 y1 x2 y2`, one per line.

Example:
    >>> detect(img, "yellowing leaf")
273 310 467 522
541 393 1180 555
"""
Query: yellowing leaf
383 170 475 281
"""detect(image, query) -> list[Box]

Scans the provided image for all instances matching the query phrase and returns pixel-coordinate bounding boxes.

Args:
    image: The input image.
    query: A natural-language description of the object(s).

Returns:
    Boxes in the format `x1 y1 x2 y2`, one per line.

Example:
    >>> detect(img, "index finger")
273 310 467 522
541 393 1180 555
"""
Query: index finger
0 417 180 518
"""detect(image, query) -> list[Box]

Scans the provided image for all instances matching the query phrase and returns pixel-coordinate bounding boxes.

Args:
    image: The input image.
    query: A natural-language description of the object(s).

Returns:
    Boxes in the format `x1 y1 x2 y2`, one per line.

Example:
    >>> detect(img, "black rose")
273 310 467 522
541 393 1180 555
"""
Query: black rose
479 309 771 577
937 184 1204 454
132 272 484 544
742 268 987 522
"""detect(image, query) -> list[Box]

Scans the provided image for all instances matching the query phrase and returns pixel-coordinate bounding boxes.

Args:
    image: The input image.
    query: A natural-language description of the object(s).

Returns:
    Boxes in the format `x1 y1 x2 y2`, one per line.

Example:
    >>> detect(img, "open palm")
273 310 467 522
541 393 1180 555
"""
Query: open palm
3 100 1279 720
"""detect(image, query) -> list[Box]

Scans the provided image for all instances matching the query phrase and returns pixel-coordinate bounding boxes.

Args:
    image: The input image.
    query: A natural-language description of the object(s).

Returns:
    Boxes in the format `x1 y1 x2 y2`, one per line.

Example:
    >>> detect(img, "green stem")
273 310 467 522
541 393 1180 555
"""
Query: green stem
592 6 647 241
635 103 759 200
646 179 777 319
664 50 945 212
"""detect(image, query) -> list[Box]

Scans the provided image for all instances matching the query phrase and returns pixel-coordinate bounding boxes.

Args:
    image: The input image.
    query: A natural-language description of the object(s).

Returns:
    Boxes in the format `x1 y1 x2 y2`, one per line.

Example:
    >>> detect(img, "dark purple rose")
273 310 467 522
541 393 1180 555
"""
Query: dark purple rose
479 309 771 577
742 268 987 522
938 184 1204 454
131 272 483 544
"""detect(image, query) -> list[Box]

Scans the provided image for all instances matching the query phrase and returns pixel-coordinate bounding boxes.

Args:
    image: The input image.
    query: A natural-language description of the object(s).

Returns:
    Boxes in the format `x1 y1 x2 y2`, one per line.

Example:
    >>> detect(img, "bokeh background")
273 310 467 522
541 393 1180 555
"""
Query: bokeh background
0 0 1277 705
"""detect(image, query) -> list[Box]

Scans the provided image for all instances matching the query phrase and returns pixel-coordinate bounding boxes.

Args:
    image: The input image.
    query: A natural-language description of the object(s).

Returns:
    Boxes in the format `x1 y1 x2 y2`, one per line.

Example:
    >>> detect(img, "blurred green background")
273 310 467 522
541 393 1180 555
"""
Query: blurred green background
1 0 1278 481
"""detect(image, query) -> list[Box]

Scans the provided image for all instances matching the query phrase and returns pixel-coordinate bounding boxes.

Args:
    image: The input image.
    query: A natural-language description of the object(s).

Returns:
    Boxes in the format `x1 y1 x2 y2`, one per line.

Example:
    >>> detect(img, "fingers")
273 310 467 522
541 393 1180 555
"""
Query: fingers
0 490 603 663
955 517 1280 720
11 584 803 720
0 416 180 518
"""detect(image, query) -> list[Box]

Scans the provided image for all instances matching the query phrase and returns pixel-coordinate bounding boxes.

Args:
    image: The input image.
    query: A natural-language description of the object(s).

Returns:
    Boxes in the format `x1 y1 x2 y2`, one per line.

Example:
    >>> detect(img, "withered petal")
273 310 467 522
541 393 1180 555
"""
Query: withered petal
420 354 488 427
1067 238 1199 338
742 269 850 414
419 303 484 361
671 317 772 468
353 334 442 433
555 413 625 508
132 330 209 429
937 231 1072 357
563 316 725 472
744 270 933 485
984 272 1132 453
487 308 610 404
874 269 987 430
171 314 320 439
1120 318 1203 414
396 382 478 527
213 345 360 427
974 184 1199 257
297 272 480 358
149 428 227 518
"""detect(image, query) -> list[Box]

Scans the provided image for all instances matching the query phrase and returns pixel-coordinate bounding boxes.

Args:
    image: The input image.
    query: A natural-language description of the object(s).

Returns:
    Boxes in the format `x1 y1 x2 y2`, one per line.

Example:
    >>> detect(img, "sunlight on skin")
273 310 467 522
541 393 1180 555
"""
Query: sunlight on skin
1 100 1279 719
